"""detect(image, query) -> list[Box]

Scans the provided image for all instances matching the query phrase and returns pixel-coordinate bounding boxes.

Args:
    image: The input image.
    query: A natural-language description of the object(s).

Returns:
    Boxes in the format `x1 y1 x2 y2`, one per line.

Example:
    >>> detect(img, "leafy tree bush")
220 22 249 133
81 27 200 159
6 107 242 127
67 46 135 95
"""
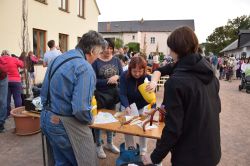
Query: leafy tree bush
205 15 250 55
114 38 123 49
159 52 164 62
127 42 140 52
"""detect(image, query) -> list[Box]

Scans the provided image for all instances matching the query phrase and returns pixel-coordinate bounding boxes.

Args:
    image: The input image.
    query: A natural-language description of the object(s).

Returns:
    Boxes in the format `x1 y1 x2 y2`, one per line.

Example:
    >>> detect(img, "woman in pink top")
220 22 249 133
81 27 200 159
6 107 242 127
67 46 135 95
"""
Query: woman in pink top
27 51 38 85
1 50 24 117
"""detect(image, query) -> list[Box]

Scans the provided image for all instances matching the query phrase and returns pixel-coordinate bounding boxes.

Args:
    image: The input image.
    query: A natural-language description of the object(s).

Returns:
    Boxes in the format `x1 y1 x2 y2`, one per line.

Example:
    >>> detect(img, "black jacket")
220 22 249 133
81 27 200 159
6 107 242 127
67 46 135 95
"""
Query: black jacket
151 54 221 166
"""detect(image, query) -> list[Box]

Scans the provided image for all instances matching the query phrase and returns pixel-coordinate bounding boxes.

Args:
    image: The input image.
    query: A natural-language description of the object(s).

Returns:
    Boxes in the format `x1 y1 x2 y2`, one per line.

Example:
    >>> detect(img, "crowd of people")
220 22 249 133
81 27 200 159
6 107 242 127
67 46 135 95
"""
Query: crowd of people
40 28 222 166
0 39 62 132
0 50 34 132
206 54 250 83
0 27 228 166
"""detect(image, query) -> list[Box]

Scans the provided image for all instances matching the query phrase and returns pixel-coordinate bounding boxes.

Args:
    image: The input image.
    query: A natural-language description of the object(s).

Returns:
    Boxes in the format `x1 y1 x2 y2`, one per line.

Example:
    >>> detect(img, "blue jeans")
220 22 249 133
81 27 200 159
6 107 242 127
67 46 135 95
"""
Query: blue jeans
0 77 8 125
7 82 22 116
94 129 113 146
40 111 77 166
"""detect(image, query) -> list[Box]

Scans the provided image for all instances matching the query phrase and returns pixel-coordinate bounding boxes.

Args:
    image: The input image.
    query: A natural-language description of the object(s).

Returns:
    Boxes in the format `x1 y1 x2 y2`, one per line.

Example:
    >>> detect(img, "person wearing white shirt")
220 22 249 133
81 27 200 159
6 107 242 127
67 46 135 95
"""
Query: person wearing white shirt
43 40 61 67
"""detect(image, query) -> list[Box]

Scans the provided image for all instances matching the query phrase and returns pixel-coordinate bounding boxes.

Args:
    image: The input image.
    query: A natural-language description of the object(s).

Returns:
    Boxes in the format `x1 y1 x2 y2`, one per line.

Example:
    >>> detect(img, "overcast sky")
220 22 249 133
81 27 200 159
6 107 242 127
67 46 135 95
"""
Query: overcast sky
96 0 250 43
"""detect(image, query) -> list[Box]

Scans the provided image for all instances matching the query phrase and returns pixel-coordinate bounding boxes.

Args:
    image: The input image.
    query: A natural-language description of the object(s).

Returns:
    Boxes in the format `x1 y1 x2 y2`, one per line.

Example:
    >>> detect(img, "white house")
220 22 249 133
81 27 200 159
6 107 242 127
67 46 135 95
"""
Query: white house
0 0 100 83
98 19 195 56
220 30 250 59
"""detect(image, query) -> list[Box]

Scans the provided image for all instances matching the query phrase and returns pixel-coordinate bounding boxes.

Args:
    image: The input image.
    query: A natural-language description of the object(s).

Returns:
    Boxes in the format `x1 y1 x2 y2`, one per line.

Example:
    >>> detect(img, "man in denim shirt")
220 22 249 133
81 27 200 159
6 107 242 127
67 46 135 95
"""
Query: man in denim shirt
40 30 106 166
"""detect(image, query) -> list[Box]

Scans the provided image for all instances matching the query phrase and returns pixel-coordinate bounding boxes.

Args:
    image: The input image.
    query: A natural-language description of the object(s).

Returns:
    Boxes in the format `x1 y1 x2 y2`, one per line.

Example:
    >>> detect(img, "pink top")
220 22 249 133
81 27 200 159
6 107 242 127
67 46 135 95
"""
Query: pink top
0 56 24 82
30 54 38 63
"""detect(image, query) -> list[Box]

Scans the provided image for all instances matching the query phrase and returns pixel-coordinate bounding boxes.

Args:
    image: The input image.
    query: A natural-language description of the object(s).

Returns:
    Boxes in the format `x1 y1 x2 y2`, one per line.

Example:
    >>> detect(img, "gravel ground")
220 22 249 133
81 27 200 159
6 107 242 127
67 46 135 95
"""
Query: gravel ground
0 79 249 166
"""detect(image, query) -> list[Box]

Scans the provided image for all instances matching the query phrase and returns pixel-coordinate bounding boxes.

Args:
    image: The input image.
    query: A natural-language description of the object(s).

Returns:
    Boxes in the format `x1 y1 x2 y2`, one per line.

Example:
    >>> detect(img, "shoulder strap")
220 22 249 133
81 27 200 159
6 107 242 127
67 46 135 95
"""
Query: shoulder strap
45 56 82 107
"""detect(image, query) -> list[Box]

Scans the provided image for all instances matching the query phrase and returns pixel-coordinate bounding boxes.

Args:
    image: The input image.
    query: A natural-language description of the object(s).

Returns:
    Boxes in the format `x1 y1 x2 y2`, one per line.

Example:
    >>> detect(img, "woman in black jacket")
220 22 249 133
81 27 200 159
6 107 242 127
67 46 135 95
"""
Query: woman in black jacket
142 26 221 166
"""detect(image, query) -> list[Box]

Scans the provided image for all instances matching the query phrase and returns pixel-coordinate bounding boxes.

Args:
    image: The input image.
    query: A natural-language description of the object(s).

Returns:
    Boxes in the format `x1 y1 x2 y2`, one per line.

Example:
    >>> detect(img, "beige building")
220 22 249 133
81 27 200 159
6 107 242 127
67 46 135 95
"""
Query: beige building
0 0 100 83
98 19 195 56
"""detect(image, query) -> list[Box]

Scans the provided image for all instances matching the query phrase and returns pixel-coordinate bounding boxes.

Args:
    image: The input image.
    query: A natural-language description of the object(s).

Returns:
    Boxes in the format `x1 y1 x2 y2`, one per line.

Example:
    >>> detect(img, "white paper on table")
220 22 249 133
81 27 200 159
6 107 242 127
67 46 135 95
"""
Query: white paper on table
129 103 139 116
129 120 142 125
114 112 125 118
94 112 118 124
125 116 134 121
136 121 158 130
142 104 151 115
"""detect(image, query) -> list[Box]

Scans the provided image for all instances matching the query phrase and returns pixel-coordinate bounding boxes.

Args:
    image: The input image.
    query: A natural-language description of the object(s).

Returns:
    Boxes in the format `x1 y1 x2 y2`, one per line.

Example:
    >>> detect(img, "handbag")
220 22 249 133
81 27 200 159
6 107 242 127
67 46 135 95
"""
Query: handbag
116 143 142 166
94 87 120 109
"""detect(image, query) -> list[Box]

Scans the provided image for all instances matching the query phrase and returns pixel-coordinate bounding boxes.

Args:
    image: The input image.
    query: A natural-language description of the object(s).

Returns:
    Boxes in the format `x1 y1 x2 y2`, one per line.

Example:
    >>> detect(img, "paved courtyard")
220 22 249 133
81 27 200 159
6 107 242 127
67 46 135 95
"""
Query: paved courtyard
0 79 249 166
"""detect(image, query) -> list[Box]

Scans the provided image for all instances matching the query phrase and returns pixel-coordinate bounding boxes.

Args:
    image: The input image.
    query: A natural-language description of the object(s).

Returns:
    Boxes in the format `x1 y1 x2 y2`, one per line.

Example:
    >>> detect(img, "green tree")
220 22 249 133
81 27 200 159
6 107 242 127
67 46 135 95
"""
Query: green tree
159 52 164 63
114 38 123 49
205 15 250 55
127 42 140 52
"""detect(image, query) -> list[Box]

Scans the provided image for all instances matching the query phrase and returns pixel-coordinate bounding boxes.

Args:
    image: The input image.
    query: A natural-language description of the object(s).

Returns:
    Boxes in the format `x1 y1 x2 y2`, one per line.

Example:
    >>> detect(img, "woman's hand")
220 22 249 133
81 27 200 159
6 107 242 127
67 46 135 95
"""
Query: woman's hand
142 154 153 165
146 81 157 92
125 107 132 115
107 75 119 84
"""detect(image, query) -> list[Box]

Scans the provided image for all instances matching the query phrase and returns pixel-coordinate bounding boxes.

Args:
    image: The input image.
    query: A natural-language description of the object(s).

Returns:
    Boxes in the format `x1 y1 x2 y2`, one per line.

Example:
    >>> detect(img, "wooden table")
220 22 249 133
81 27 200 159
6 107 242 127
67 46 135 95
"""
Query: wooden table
22 109 164 166
22 109 165 139
90 109 164 139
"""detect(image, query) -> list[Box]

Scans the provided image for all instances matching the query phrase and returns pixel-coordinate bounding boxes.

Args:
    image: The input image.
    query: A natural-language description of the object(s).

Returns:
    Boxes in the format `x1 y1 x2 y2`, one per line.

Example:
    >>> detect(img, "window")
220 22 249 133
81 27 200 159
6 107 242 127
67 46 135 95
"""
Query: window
132 35 135 40
34 0 47 4
33 29 46 59
58 0 68 12
59 33 68 53
78 0 85 18
150 37 155 44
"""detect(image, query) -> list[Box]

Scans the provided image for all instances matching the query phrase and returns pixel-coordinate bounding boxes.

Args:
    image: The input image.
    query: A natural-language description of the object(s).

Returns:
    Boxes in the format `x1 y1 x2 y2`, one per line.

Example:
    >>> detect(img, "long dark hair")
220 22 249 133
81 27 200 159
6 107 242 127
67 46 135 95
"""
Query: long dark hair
19 52 27 62
26 51 34 70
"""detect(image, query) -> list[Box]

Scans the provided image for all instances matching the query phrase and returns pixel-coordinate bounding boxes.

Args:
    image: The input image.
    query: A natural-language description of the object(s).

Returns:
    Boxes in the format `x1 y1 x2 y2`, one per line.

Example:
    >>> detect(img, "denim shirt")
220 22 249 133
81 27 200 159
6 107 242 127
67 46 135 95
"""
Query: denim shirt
41 49 96 124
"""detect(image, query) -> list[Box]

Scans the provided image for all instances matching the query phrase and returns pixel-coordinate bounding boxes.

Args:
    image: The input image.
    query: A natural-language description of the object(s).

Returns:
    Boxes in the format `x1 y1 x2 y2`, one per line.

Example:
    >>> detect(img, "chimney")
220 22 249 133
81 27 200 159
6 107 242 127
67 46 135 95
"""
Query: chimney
106 22 111 32
140 17 144 24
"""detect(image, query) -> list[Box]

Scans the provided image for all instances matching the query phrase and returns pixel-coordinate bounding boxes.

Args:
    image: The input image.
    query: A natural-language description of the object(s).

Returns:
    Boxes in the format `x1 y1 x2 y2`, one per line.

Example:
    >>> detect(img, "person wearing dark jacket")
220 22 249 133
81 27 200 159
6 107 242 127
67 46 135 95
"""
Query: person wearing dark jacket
146 62 175 92
92 38 122 159
142 26 221 166
119 59 151 111
119 56 151 155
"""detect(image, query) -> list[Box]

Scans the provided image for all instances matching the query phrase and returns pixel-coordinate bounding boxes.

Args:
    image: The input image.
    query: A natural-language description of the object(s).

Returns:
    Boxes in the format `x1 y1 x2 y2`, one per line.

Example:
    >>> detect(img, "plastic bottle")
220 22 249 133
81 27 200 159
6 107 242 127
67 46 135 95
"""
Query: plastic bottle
138 77 156 105
91 96 98 116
